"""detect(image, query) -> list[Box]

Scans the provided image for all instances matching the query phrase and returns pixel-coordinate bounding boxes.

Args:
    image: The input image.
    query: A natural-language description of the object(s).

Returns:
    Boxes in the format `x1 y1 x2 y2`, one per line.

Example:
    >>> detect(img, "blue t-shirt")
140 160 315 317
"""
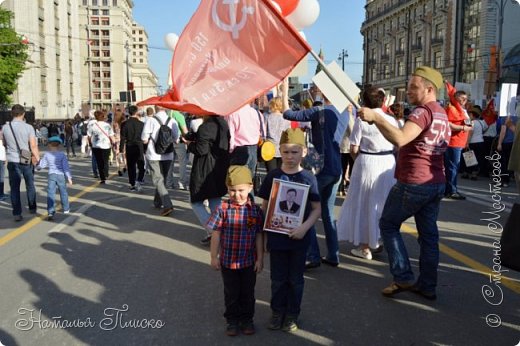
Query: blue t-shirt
258 168 320 250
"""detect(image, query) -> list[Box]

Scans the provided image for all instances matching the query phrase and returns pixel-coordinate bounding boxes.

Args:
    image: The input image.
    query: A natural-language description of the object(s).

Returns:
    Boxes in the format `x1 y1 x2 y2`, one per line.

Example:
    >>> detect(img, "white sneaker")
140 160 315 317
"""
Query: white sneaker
351 248 372 260
64 210 70 214
136 182 143 193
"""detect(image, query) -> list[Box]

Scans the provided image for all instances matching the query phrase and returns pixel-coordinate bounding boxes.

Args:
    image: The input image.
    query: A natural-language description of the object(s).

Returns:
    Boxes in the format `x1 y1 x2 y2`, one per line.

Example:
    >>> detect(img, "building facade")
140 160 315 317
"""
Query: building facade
131 22 159 103
79 0 157 111
361 0 456 102
2 0 82 119
361 0 520 103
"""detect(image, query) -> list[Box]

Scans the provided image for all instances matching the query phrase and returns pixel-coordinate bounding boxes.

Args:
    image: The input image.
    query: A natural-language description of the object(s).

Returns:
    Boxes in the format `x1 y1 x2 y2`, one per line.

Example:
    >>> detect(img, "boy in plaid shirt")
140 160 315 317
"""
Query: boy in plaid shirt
207 165 264 337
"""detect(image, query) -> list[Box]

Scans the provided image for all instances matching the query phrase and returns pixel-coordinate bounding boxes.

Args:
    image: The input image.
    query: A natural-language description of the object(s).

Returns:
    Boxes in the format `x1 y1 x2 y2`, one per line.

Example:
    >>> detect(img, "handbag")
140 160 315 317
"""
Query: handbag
9 122 32 165
462 149 478 167
256 110 275 162
302 108 325 175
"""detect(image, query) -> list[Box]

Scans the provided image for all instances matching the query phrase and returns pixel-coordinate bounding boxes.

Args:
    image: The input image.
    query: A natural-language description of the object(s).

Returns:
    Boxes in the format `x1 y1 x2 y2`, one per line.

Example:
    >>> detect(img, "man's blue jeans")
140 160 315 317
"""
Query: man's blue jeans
307 174 341 263
444 147 462 195
7 162 37 216
191 197 221 229
47 173 70 214
379 182 445 294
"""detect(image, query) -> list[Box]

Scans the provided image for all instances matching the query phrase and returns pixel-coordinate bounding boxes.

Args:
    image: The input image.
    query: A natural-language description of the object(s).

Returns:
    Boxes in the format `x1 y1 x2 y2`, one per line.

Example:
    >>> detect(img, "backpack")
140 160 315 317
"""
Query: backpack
80 121 88 136
153 116 174 154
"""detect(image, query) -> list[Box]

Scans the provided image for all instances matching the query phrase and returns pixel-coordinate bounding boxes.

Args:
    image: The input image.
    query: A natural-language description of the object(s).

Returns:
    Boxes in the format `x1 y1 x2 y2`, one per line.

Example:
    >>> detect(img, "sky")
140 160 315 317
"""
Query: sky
132 0 365 93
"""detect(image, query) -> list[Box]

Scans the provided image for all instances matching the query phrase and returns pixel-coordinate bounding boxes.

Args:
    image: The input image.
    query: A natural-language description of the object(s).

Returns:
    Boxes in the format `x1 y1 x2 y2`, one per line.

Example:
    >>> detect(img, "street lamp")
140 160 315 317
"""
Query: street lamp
337 49 348 71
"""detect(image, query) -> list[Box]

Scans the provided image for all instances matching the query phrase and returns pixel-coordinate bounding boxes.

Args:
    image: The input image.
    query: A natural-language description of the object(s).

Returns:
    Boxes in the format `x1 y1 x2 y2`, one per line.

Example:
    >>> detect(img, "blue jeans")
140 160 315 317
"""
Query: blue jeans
379 182 445 294
444 147 462 195
191 197 222 229
91 155 98 176
270 248 307 317
0 160 6 196
7 162 37 216
47 174 69 214
307 174 341 263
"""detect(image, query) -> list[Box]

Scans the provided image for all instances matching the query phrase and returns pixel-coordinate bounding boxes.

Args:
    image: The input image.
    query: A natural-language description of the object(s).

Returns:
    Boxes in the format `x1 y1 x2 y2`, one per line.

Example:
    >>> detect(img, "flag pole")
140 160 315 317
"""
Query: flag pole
309 49 361 110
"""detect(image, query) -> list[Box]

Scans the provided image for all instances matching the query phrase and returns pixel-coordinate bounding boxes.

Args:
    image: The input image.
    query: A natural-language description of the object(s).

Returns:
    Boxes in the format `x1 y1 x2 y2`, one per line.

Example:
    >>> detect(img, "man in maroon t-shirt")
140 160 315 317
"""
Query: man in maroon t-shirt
358 66 450 301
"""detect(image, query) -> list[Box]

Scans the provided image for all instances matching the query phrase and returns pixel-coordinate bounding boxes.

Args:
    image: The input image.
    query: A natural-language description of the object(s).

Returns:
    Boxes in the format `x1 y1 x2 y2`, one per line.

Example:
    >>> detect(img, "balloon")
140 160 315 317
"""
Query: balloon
272 0 299 17
164 33 179 52
270 0 282 13
286 0 320 30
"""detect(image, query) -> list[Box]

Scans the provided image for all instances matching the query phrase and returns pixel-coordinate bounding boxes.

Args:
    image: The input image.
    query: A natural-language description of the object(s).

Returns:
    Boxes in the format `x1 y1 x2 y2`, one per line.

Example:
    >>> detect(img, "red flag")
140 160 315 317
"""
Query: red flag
482 99 498 125
161 0 311 115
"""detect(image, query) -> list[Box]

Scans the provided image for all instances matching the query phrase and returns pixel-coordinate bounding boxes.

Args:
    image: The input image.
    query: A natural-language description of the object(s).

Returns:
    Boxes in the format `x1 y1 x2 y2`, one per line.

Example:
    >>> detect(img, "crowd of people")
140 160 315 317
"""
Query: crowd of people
1 65 519 337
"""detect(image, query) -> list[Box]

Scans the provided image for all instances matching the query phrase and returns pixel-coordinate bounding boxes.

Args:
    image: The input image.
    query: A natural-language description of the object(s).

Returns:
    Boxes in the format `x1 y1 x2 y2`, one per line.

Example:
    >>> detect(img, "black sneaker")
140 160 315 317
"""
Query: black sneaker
268 313 283 330
240 320 255 335
200 235 212 246
281 315 298 332
226 322 239 337
129 186 137 191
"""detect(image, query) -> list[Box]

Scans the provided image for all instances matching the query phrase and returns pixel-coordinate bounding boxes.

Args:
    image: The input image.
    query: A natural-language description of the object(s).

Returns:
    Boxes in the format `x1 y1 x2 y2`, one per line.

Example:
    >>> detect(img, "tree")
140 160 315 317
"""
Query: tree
0 8 28 105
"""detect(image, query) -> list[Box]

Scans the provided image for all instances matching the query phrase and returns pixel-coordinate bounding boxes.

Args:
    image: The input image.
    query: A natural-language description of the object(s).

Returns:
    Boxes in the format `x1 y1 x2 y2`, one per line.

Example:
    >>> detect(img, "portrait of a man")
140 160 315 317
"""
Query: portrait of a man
278 188 301 214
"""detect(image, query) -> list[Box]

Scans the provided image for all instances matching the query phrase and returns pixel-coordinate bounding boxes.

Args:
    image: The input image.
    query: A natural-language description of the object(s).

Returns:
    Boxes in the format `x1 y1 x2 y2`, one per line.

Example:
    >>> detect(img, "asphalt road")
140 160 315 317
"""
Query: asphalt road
0 155 519 346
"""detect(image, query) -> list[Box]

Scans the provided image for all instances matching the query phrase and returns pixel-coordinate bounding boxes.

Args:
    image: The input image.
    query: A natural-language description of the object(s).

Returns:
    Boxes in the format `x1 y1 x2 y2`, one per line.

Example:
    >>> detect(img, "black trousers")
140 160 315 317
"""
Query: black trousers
126 145 145 186
92 148 111 181
221 266 256 324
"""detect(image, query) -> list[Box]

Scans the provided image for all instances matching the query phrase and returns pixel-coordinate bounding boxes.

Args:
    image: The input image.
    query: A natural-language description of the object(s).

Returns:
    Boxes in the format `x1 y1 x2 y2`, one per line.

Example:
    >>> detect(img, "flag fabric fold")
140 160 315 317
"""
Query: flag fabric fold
139 0 311 115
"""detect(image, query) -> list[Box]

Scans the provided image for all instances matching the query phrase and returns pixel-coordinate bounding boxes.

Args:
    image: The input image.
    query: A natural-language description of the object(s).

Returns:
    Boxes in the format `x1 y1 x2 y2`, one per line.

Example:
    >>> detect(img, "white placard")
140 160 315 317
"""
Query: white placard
455 82 472 96
312 61 360 113
470 79 485 103
499 83 518 117
289 55 308 77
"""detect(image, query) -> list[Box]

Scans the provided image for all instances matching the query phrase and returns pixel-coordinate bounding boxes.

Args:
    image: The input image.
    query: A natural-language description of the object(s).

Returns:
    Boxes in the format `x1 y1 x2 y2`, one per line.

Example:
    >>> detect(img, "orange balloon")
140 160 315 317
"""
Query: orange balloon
272 0 300 16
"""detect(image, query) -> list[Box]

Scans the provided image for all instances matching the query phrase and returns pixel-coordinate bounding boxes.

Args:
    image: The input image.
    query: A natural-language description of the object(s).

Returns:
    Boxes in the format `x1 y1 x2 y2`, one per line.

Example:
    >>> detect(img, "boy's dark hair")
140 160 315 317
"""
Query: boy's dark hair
454 90 467 98
11 104 25 117
128 105 138 115
362 87 385 108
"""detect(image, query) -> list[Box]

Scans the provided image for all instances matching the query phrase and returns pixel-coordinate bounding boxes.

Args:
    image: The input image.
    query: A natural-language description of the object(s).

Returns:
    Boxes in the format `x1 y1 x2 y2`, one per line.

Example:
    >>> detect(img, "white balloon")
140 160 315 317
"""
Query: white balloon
164 33 179 52
270 0 282 13
286 0 320 30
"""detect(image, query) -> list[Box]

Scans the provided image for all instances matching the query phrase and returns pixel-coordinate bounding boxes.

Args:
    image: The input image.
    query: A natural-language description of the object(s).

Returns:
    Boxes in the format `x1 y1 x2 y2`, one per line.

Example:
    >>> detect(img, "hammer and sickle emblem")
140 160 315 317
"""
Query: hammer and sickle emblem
212 0 255 39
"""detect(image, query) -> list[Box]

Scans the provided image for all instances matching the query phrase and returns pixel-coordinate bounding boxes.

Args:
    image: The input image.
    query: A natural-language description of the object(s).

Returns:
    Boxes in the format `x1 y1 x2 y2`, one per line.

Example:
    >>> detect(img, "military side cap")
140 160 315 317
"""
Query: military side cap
413 66 443 90
48 136 63 144
226 165 253 186
280 128 305 147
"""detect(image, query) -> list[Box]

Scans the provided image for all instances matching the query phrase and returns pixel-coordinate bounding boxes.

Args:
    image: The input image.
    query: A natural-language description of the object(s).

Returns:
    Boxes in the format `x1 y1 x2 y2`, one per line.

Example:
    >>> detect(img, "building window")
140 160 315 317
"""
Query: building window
91 29 99 37
398 37 404 51
92 0 98 6
103 71 110 78
94 92 101 100
93 71 101 78
435 24 443 39
397 61 404 76
101 18 109 25
102 50 110 57
413 56 423 70
92 50 100 57
93 62 100 68
102 40 110 47
434 51 442 69
102 61 110 67
102 0 108 6
140 59 143 63
103 81 111 88
101 30 109 36
103 92 111 100
91 9 98 15
133 59 136 63
102 9 109 15
83 0 87 5
93 80 100 88
91 18 99 25
112 0 117 5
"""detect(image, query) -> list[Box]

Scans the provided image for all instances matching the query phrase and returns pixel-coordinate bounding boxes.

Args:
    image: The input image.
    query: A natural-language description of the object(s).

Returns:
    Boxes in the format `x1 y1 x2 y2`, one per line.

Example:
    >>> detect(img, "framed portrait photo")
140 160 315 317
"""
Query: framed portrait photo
264 178 310 235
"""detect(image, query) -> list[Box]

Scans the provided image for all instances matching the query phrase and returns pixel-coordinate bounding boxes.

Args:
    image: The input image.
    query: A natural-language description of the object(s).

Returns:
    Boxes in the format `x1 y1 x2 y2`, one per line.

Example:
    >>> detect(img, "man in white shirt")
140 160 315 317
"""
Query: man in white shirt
141 105 179 216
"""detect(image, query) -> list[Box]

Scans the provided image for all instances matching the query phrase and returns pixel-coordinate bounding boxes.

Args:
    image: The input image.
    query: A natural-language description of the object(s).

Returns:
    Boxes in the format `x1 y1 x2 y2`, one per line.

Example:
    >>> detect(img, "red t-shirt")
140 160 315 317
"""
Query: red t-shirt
396 102 451 184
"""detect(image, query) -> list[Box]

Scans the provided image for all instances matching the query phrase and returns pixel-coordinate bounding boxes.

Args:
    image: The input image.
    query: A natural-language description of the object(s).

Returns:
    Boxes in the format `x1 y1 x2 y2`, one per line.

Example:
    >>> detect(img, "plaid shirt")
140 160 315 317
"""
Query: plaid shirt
206 197 264 269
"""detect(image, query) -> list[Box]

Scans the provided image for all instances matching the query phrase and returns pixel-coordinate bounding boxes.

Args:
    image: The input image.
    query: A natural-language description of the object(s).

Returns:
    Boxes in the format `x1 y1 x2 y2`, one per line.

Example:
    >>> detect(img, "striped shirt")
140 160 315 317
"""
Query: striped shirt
206 197 263 269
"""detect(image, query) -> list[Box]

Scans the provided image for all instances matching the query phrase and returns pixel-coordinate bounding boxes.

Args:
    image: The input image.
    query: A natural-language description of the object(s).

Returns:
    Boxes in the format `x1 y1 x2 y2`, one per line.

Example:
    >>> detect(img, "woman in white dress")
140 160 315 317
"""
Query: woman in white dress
337 87 399 260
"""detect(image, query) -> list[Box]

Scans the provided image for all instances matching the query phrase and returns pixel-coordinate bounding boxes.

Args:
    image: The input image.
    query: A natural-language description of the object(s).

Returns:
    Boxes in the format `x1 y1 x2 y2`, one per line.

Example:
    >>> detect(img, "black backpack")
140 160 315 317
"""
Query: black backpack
153 116 174 154
80 121 88 136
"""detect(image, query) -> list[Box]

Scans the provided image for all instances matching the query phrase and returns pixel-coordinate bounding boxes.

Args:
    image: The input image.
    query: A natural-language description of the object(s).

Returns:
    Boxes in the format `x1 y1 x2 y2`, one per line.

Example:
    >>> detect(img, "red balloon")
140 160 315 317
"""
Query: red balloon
272 0 300 17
